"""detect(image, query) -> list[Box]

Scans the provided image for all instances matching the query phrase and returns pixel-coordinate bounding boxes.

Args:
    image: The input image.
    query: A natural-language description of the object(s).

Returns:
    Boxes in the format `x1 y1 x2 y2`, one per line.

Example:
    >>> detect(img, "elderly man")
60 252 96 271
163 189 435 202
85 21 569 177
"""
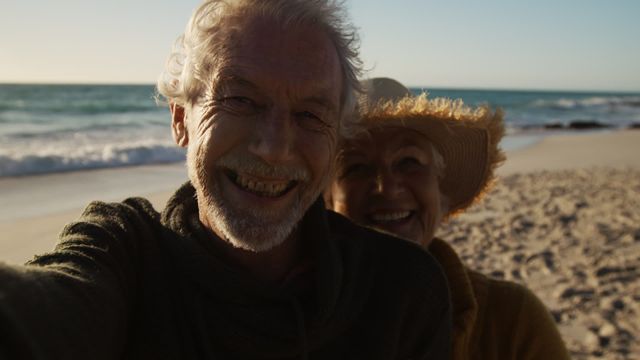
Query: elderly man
0 1 451 359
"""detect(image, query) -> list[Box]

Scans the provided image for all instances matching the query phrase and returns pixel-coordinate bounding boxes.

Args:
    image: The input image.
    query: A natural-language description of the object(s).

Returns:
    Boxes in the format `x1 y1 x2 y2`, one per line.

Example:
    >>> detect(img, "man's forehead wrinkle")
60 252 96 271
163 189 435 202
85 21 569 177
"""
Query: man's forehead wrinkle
213 59 255 87
222 52 338 82
231 19 340 76
214 65 339 109
207 17 342 116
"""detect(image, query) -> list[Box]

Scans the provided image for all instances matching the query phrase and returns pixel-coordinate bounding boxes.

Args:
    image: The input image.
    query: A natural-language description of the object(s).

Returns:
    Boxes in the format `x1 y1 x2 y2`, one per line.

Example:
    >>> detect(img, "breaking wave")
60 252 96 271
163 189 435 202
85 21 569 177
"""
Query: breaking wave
532 96 640 110
0 142 185 177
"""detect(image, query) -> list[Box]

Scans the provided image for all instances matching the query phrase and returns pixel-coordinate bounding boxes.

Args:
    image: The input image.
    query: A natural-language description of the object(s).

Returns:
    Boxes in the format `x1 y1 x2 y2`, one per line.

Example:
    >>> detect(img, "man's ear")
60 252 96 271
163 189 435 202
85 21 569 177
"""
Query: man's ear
170 103 189 147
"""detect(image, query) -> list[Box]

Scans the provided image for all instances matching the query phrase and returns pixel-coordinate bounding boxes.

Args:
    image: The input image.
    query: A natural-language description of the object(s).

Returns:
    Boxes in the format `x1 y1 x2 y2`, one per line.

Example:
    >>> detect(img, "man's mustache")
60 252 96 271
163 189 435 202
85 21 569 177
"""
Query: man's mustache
216 152 310 182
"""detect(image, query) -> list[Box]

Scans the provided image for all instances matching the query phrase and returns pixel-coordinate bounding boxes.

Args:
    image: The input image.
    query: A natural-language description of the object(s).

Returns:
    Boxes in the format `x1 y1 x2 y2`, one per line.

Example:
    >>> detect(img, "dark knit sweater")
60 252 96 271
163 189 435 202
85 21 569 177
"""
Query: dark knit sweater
0 182 451 359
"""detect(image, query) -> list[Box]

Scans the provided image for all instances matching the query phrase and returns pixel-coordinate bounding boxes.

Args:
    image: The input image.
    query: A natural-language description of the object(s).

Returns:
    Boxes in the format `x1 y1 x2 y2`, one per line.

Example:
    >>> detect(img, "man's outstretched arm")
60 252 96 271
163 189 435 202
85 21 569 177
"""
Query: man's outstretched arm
0 198 158 360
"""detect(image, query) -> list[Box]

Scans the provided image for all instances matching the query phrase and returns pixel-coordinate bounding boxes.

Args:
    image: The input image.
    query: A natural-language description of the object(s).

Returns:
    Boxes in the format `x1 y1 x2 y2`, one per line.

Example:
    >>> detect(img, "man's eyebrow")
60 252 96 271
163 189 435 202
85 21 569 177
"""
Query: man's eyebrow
215 72 339 111
215 73 259 90
301 95 338 112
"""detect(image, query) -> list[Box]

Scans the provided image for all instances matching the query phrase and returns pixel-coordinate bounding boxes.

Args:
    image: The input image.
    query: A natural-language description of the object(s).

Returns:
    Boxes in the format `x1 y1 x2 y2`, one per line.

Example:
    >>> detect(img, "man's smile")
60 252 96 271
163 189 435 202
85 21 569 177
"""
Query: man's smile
225 169 299 198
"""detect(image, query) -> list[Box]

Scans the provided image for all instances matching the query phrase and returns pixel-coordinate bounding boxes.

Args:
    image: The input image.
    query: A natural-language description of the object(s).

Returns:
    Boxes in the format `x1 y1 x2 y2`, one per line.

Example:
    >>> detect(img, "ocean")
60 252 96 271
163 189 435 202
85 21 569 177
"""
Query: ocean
1 84 639 177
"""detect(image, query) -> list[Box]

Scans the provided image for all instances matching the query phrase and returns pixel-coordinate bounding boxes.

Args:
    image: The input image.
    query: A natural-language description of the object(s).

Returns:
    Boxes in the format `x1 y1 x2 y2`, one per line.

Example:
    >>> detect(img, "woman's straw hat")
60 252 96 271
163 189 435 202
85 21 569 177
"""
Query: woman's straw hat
351 77 505 216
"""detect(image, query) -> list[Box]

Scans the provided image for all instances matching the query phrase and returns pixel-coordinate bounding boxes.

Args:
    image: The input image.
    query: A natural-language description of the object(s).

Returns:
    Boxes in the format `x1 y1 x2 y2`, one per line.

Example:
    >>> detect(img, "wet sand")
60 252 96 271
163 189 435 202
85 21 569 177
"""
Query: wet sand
0 163 185 264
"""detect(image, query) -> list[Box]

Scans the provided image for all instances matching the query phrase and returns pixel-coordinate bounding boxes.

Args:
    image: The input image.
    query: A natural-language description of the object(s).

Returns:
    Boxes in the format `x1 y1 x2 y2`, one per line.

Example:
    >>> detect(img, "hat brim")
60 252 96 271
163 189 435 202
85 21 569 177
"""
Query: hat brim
353 96 505 216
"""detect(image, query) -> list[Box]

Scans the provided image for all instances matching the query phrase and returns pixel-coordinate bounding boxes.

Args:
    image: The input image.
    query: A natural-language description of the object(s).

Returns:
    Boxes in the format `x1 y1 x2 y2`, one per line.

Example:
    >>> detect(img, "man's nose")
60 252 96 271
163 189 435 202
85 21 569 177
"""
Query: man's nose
248 108 294 164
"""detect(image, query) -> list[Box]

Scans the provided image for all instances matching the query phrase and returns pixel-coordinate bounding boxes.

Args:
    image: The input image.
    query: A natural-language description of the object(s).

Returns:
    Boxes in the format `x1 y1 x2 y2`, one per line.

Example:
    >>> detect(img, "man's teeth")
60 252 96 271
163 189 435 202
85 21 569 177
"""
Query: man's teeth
370 211 411 222
235 173 291 197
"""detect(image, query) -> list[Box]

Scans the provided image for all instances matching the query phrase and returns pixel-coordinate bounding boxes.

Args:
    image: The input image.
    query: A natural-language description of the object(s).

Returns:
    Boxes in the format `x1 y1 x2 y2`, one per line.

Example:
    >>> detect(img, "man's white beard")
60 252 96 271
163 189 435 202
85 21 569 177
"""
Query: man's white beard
187 146 327 252
202 186 306 252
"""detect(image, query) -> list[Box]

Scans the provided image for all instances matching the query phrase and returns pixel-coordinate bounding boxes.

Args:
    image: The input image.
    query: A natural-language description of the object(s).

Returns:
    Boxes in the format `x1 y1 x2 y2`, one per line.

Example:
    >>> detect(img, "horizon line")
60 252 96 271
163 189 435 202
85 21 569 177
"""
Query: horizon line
1 81 639 94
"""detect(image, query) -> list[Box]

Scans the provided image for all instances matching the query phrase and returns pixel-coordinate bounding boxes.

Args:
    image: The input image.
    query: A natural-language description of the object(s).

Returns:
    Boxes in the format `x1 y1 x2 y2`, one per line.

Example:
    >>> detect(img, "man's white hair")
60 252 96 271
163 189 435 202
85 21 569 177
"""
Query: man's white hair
157 0 362 133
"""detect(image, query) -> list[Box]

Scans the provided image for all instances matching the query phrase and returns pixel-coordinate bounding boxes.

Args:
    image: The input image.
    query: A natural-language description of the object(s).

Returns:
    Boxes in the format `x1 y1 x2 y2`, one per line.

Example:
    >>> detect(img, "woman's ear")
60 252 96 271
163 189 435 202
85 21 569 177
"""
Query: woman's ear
170 103 189 147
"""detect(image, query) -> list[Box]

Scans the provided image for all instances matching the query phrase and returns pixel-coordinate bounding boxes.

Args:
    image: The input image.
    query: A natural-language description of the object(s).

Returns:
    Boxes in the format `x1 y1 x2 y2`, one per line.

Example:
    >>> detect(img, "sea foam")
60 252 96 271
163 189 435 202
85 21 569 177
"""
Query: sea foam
532 95 640 110
0 141 185 177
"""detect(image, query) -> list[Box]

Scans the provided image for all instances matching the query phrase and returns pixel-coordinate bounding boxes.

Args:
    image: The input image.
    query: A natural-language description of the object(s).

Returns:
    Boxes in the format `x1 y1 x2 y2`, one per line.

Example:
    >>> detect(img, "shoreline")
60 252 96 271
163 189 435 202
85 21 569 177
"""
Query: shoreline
500 128 624 152
499 129 640 175
0 162 187 223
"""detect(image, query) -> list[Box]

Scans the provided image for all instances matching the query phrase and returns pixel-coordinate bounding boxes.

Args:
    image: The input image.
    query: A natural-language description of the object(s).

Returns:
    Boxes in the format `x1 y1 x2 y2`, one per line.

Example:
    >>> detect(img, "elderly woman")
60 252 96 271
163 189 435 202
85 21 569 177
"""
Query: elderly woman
326 78 570 359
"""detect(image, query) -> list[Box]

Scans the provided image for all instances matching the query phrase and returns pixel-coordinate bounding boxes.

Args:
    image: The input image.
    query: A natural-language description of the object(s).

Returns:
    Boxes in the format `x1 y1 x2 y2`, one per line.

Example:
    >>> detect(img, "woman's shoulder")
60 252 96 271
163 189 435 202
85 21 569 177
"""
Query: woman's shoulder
467 269 554 323
469 270 538 305
467 269 571 359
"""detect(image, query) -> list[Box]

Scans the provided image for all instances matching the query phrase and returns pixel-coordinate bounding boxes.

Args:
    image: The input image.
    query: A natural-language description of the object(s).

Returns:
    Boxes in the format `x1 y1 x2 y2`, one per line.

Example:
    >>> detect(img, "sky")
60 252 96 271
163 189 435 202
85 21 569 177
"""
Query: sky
1 0 639 92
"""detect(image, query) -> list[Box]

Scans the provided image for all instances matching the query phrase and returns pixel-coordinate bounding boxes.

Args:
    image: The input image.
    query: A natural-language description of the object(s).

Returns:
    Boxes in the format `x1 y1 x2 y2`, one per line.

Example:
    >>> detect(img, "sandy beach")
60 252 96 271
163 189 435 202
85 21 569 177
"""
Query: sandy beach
0 163 187 264
440 130 640 359
1 129 639 358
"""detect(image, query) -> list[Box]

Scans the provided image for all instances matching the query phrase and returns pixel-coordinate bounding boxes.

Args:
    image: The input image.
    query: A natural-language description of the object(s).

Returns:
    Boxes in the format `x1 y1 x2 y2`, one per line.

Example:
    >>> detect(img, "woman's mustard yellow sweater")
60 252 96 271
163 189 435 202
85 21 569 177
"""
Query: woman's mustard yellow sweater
430 238 571 360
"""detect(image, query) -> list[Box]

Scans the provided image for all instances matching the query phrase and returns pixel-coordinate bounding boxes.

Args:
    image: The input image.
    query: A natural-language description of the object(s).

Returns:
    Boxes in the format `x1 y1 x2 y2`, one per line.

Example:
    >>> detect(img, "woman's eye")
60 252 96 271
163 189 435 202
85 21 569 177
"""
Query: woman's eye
397 157 423 170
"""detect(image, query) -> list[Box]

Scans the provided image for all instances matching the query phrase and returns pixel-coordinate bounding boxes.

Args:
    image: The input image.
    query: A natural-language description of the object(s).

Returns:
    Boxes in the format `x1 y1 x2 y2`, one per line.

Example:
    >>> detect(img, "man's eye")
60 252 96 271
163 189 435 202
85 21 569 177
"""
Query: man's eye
295 111 329 131
218 96 258 110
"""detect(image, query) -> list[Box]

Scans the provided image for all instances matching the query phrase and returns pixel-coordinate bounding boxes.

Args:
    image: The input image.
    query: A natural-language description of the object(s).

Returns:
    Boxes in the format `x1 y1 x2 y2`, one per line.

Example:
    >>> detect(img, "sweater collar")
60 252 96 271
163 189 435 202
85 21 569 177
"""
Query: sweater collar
159 181 352 357
161 181 335 293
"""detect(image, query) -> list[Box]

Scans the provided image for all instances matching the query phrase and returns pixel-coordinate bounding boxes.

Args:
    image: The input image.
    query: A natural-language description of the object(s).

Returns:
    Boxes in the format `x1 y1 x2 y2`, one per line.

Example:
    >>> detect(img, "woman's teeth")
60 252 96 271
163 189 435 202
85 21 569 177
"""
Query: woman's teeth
370 211 411 223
